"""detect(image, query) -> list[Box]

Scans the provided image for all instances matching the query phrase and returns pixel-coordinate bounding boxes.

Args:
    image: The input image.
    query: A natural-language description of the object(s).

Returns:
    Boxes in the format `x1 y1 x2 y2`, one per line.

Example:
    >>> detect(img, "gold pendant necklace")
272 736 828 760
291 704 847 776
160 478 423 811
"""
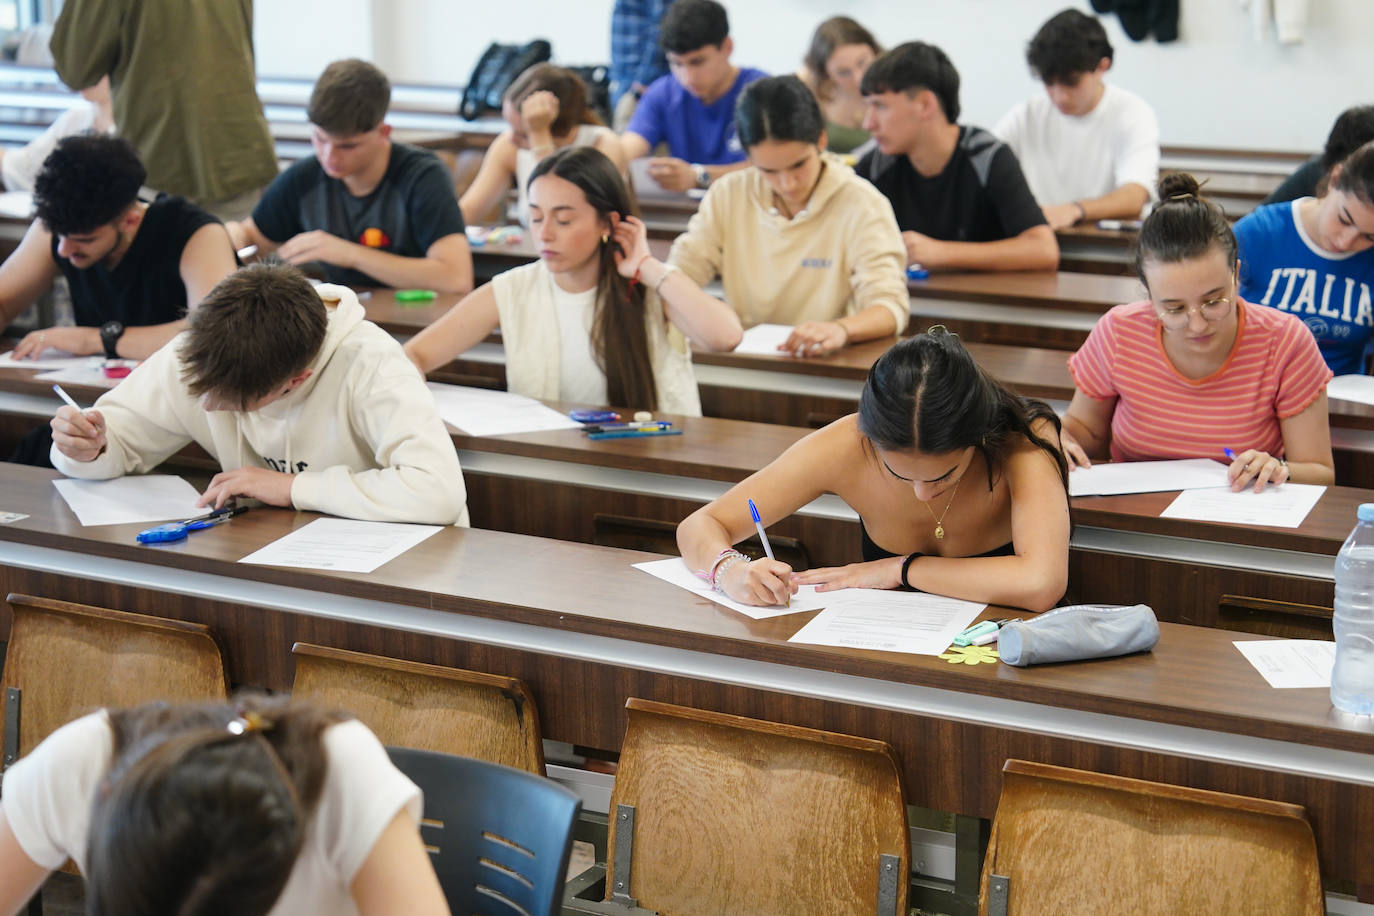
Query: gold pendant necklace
922 475 962 540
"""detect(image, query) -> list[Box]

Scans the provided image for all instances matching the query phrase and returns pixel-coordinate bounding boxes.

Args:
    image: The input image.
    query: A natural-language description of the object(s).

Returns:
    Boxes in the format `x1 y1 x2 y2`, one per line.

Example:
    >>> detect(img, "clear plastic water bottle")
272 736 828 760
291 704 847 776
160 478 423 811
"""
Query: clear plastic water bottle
1332 504 1374 714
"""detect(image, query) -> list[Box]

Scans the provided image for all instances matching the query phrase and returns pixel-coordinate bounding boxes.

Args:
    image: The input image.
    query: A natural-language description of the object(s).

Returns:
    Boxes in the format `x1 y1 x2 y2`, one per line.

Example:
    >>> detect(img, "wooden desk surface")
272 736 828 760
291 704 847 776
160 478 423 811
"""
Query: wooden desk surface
0 462 1366 755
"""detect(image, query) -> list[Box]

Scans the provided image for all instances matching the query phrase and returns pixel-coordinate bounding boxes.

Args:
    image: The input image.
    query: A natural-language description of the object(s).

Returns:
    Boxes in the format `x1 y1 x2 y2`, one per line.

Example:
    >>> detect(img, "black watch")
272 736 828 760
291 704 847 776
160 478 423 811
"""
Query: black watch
100 320 125 359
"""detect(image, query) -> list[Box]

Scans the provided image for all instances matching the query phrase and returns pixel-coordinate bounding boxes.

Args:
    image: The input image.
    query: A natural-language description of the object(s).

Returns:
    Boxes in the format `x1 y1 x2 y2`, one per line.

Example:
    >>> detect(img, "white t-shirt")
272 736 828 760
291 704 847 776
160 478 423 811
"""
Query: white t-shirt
515 124 615 227
1 103 106 192
2 711 421 916
994 83 1159 209
551 279 609 406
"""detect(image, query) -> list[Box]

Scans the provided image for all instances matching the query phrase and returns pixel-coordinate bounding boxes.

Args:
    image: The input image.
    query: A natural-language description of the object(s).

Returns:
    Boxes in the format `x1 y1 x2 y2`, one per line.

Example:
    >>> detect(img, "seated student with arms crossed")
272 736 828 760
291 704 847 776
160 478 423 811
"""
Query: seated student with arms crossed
856 42 1059 272
619 0 767 193
0 695 450 916
667 74 909 357
677 328 1069 612
407 147 740 416
995 8 1159 229
229 59 472 294
3 134 236 361
50 262 469 525
1061 173 1335 492
460 64 626 227
1234 140 1374 376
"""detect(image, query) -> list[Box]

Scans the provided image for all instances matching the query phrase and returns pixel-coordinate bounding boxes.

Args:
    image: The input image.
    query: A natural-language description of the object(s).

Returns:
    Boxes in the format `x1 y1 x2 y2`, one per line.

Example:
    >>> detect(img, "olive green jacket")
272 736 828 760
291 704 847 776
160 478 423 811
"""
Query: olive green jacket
51 0 279 203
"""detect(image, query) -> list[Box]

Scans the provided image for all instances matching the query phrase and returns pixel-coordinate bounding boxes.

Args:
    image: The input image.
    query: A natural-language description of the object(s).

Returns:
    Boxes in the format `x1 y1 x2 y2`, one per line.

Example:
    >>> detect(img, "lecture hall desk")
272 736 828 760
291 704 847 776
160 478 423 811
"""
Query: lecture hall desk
0 359 1350 636
0 462 1369 899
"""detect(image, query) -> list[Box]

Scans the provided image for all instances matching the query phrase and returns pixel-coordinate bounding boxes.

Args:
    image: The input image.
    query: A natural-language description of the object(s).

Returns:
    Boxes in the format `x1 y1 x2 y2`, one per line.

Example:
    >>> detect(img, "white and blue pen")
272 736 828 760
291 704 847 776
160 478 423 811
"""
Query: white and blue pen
52 384 87 415
747 498 775 561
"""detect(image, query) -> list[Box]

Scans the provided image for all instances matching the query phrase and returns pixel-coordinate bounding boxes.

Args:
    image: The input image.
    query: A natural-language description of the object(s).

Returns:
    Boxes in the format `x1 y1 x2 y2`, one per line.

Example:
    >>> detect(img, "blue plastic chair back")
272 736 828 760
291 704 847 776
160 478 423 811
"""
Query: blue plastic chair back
387 745 581 916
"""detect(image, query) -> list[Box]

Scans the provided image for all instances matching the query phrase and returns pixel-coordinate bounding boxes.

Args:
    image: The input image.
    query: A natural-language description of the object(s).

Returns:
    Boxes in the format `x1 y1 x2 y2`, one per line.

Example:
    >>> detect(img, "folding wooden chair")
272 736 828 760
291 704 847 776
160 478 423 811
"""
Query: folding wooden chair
979 759 1324 915
568 697 909 916
289 642 544 774
1 593 229 771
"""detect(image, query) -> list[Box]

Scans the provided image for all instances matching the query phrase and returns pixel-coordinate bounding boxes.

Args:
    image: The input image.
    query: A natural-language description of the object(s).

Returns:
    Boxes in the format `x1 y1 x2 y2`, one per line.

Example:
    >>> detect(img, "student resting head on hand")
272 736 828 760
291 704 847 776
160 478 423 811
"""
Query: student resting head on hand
1235 140 1374 377
666 74 910 358
407 146 742 416
1062 172 1336 492
677 327 1070 612
0 696 450 916
459 63 626 228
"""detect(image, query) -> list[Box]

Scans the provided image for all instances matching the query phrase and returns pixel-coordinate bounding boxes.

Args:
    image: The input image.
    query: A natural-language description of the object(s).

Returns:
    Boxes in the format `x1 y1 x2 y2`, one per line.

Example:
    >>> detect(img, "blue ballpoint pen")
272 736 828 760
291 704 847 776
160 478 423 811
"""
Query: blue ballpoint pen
747 498 788 607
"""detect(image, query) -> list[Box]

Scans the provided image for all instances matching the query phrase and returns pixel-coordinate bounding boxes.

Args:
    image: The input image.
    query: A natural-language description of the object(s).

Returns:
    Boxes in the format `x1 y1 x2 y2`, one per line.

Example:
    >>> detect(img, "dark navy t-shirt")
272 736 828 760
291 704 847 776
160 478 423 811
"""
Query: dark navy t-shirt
626 66 767 164
251 142 466 288
54 193 218 327
855 125 1046 243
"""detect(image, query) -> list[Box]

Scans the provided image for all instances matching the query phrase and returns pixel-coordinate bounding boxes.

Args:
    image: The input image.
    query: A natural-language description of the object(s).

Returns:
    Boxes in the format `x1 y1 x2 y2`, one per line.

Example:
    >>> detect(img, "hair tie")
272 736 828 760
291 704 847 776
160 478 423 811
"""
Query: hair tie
226 709 274 736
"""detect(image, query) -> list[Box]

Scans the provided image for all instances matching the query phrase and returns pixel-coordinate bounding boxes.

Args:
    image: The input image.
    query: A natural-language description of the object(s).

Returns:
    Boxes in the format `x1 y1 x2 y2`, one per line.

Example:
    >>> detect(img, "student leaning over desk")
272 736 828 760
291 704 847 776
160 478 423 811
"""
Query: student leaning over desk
1060 173 1335 493
666 75 909 358
407 146 741 416
677 327 1070 612
49 263 469 526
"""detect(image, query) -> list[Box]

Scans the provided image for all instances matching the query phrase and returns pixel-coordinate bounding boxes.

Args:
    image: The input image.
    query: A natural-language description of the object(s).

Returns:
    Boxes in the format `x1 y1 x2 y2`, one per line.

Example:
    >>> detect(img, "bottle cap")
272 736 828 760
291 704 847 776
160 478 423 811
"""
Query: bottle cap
1359 504 1374 523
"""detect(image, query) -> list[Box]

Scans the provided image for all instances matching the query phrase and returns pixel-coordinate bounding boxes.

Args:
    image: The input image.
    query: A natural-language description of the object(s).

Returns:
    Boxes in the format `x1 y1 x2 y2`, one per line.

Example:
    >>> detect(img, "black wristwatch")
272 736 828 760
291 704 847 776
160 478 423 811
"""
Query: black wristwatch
100 320 125 359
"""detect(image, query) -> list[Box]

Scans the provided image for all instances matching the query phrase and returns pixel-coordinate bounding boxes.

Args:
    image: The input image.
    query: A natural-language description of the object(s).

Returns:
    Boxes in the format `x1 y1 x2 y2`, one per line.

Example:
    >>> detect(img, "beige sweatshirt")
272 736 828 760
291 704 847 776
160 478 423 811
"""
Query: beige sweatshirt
667 153 909 333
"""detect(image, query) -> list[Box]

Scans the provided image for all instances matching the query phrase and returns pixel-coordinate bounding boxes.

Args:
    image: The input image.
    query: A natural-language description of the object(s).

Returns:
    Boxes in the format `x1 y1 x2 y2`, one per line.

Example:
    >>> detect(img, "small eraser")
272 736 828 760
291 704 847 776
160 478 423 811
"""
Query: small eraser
633 410 653 422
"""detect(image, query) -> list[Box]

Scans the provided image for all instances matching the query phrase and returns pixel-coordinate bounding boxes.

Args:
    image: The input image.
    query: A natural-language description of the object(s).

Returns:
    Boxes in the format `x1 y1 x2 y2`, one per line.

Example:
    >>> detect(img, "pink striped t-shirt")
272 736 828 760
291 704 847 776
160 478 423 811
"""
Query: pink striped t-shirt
1067 299 1332 463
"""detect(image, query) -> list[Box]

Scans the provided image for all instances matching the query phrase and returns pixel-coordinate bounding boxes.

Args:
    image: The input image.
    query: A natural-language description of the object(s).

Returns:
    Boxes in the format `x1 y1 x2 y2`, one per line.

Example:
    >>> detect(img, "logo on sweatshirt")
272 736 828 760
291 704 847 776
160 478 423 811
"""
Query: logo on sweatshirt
359 228 391 248
264 458 309 473
801 257 833 269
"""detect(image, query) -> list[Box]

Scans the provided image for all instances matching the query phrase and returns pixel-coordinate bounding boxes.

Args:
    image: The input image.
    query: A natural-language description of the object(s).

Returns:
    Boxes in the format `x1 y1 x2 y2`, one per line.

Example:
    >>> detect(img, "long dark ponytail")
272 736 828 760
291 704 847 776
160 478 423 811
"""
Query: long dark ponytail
529 146 658 410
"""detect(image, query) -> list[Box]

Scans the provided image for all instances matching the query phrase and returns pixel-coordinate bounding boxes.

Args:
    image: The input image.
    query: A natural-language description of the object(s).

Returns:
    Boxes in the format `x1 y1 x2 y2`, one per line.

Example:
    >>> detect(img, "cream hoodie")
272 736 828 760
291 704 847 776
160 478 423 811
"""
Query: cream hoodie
668 152 909 333
51 285 469 526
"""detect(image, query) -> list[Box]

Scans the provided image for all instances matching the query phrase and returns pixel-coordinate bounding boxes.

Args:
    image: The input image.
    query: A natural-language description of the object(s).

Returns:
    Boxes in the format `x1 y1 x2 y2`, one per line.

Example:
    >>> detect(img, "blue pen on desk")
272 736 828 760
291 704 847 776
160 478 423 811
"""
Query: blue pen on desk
748 498 788 607
136 506 249 544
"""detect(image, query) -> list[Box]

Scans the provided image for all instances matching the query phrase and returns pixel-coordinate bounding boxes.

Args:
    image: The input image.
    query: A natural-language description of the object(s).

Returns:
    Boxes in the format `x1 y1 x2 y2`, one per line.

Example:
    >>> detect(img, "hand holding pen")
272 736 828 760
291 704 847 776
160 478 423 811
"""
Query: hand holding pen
1223 447 1289 493
49 384 106 462
733 498 794 607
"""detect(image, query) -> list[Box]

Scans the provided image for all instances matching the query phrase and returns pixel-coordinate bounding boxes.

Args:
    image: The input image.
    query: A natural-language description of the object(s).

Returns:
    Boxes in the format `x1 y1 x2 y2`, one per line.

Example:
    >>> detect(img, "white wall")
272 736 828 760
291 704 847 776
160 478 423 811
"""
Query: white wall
255 0 1373 152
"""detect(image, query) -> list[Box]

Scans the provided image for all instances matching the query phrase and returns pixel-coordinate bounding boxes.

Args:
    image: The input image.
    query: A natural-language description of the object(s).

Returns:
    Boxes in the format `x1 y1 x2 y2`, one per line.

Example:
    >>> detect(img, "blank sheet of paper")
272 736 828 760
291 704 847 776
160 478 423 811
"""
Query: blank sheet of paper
0 350 97 371
1159 484 1325 528
427 383 582 437
633 557 825 620
239 518 442 573
1068 458 1228 497
732 324 795 356
1234 639 1335 688
52 476 204 527
1327 375 1374 406
788 590 986 655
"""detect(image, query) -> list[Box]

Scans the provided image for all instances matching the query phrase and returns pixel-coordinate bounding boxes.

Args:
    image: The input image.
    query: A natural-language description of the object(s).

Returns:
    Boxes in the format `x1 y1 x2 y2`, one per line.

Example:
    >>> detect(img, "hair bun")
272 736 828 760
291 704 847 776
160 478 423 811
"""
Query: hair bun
1157 171 1203 203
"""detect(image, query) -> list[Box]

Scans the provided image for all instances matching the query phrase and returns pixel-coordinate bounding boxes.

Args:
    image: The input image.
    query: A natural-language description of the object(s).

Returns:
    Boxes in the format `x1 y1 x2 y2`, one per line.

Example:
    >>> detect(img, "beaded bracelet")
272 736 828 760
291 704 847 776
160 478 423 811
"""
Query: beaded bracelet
695 547 748 591
654 263 680 294
711 554 749 593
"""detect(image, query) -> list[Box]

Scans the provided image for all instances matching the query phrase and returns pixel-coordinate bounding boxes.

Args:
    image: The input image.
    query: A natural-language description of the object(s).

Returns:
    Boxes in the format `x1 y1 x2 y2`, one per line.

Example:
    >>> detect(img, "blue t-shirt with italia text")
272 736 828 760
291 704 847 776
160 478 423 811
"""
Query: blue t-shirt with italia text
626 66 767 165
1236 199 1374 376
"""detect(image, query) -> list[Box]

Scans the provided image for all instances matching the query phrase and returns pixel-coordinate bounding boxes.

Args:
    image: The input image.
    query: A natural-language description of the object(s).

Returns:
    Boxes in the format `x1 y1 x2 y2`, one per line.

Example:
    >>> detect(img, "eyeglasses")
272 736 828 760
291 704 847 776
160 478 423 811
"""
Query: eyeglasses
1154 286 1235 329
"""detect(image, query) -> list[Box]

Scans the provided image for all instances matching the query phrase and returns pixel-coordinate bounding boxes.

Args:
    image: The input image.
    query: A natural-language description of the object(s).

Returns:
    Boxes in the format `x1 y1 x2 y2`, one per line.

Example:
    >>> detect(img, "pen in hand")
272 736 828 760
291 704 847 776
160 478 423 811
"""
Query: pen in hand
52 384 87 416
748 498 789 607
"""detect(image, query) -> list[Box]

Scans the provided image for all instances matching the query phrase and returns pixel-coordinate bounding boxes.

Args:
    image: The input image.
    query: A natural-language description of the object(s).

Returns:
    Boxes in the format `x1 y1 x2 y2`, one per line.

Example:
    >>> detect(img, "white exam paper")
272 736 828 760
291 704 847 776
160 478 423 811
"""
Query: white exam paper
36 366 122 389
633 557 825 620
1233 639 1335 688
0 349 96 371
788 590 986 655
238 518 442 573
427 383 581 437
1328 375 1374 406
52 475 204 527
1068 458 1228 497
733 324 796 356
1159 483 1325 528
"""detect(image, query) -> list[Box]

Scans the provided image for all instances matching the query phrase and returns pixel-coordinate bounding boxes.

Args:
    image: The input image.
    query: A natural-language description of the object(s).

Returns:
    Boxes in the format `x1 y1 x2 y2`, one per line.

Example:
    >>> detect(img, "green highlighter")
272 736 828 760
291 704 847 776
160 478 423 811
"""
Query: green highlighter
395 289 437 305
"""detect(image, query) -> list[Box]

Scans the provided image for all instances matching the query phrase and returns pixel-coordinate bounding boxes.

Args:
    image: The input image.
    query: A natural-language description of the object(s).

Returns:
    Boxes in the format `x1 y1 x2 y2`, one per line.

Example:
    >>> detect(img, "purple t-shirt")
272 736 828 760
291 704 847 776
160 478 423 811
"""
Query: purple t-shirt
626 66 767 164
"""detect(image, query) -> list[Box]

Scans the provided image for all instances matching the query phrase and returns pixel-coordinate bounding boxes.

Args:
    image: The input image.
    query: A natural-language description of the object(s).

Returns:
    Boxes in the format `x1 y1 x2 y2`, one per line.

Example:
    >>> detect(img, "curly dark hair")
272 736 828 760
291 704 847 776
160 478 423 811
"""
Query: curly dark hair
1026 9 1114 86
33 134 145 236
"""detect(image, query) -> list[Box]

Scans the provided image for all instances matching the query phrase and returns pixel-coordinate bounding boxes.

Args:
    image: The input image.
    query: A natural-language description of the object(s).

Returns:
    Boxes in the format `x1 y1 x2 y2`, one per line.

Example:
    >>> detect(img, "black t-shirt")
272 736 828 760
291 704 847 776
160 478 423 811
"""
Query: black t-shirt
250 142 467 288
855 125 1046 242
54 194 218 327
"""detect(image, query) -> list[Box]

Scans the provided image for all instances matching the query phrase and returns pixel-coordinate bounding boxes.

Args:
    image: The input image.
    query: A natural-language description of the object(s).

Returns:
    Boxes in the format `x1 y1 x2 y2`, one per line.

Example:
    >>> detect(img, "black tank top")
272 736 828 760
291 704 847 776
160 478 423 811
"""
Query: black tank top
859 520 1016 562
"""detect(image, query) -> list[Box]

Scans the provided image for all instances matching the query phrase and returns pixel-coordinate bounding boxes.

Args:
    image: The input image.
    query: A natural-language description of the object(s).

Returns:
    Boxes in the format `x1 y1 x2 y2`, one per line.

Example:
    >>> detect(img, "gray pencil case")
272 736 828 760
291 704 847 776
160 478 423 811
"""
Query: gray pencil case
998 603 1159 667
